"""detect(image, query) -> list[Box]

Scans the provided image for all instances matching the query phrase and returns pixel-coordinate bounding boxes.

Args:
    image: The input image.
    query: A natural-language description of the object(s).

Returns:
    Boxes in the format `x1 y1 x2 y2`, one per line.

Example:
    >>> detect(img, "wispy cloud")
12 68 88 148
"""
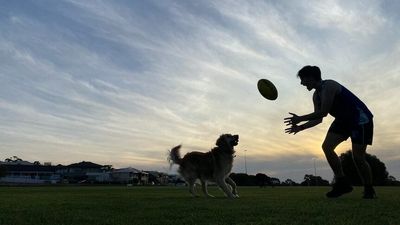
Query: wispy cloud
0 0 399 181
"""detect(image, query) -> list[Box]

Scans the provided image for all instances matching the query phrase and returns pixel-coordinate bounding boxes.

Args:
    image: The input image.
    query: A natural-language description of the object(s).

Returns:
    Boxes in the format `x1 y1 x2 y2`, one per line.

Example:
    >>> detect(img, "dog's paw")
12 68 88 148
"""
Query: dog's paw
226 193 237 199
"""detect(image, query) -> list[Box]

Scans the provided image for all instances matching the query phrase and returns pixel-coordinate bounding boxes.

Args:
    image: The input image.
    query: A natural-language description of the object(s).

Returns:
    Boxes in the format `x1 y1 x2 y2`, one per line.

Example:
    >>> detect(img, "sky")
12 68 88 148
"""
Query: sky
1 0 399 182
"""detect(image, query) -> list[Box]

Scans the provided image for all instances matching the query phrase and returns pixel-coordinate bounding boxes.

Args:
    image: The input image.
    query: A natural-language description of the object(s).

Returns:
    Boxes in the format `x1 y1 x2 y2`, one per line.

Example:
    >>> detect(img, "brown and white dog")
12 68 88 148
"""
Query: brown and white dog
168 134 239 198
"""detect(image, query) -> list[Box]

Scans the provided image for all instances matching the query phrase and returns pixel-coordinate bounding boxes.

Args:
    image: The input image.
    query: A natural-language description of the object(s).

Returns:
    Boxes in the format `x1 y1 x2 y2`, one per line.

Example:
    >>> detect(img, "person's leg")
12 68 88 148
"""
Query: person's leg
351 120 376 198
352 143 372 185
322 132 353 198
352 143 376 198
322 132 347 178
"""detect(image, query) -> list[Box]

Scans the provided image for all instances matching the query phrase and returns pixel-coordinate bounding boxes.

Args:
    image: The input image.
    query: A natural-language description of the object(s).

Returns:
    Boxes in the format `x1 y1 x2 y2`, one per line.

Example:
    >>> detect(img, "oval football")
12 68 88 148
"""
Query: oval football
257 79 278 100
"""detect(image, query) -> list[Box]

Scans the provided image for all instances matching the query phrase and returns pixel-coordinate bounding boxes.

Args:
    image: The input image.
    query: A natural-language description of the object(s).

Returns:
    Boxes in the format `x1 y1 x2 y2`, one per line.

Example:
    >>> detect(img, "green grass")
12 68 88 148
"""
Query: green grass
0 186 399 225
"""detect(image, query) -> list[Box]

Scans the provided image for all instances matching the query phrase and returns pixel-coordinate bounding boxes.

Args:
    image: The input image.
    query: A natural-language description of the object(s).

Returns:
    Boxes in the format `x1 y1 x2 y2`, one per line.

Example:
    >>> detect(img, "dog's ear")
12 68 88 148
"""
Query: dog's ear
216 134 226 147
215 134 228 147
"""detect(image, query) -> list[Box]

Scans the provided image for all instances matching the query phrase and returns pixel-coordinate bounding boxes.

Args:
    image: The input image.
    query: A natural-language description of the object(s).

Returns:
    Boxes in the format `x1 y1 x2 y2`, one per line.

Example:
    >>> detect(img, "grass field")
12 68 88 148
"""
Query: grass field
0 186 399 225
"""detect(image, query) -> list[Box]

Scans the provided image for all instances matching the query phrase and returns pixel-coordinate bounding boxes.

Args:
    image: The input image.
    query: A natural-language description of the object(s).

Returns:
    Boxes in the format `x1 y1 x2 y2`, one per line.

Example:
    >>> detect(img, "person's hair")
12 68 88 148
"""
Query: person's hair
297 65 322 81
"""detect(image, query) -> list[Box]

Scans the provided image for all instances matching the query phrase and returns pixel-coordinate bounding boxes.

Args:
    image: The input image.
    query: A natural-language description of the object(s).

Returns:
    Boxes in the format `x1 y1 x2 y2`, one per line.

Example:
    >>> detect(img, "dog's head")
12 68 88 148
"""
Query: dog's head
216 134 239 150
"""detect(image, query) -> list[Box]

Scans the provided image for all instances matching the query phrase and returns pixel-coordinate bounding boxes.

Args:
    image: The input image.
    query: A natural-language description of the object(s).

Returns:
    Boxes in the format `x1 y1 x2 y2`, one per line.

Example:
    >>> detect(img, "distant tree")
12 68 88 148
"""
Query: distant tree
282 179 298 186
255 173 270 187
230 173 258 186
12 156 22 161
5 156 23 163
301 174 329 186
34 161 41 165
384 175 400 186
231 173 281 187
269 177 281 186
101 165 113 171
230 173 244 186
340 150 389 185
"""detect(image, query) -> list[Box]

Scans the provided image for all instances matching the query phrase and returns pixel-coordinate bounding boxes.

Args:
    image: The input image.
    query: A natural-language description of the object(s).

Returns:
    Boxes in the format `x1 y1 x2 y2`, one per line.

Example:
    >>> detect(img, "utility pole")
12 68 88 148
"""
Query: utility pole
244 149 248 174
313 157 318 186
313 158 317 177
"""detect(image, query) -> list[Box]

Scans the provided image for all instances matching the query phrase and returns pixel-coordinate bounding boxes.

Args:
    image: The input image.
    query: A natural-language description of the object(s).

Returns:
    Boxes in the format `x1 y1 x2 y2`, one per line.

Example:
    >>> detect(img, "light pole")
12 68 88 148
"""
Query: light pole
244 149 248 174
313 157 318 186
313 158 317 177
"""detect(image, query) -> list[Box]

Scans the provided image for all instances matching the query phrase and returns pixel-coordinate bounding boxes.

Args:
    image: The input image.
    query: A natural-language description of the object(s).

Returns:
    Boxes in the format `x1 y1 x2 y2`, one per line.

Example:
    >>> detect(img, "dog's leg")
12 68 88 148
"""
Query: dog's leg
188 180 199 197
226 177 239 198
216 178 235 199
201 180 214 198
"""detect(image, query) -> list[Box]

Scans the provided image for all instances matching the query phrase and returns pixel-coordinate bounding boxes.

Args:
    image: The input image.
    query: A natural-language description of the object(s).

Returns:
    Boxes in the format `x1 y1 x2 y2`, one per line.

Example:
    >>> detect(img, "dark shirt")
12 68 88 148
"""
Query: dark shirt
319 80 373 127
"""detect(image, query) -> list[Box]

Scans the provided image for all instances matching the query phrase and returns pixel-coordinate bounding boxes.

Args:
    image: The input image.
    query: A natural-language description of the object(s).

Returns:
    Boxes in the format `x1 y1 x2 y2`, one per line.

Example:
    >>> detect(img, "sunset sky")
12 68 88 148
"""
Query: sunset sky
1 0 399 182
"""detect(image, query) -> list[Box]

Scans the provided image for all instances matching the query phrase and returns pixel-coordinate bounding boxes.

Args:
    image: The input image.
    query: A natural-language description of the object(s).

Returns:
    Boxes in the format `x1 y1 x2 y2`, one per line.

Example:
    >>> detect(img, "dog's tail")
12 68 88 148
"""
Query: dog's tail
168 145 182 167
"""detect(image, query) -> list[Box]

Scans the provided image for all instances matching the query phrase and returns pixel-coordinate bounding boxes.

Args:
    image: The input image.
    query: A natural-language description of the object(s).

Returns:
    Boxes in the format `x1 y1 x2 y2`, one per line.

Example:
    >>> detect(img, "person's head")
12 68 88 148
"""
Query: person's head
297 65 322 91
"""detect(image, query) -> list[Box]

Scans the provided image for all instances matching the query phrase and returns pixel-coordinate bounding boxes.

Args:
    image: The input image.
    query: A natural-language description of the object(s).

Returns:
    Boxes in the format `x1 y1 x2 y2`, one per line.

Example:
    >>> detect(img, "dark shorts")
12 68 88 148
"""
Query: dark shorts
328 119 374 145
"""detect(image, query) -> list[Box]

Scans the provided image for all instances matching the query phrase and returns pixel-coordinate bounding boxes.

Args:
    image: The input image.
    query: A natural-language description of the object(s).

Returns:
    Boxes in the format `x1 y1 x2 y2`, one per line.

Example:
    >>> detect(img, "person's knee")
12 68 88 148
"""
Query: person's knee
322 142 334 154
352 151 366 164
352 144 367 160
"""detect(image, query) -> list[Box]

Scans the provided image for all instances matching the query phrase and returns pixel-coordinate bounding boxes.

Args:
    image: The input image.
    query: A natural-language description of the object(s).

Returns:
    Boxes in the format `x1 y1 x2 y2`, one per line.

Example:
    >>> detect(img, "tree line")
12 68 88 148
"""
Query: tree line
1 151 399 186
230 150 400 186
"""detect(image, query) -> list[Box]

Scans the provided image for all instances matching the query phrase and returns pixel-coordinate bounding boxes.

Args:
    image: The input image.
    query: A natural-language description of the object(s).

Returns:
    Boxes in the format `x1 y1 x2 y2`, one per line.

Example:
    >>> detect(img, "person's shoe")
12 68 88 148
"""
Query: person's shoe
363 186 377 199
326 177 353 198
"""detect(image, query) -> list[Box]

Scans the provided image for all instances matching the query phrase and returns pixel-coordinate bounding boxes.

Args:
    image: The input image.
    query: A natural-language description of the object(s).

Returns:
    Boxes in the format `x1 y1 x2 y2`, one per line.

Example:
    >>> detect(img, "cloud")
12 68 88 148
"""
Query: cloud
302 0 386 35
0 0 399 181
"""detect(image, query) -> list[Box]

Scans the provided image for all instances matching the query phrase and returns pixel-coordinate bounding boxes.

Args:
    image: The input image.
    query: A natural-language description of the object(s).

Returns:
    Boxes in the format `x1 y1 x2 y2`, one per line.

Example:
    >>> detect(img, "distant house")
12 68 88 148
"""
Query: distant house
57 161 112 183
86 170 112 183
167 174 186 186
112 167 148 185
146 171 169 185
1 160 33 166
0 162 60 184
0 159 171 185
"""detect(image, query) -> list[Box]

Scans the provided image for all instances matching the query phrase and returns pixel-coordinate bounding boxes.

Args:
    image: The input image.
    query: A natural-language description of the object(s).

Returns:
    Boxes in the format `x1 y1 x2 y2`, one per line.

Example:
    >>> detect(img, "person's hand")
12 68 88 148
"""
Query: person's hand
285 124 302 135
284 112 301 126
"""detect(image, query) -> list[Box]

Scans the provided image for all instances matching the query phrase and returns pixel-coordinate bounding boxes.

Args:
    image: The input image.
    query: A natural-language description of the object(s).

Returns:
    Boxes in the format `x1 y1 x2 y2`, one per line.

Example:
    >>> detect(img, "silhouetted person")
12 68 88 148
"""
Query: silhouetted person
284 65 376 199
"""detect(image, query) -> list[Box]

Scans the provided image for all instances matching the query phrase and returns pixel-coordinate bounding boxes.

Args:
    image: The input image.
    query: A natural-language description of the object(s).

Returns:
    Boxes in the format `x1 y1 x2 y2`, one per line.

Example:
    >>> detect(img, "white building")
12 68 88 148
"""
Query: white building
112 167 148 185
